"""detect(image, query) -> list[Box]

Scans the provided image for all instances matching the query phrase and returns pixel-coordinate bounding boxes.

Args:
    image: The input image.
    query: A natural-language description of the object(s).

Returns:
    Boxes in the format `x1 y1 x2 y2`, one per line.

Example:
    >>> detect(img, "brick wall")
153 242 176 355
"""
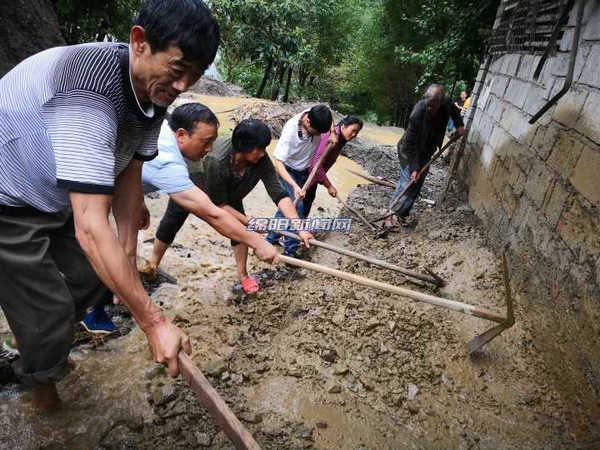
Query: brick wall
460 0 599 409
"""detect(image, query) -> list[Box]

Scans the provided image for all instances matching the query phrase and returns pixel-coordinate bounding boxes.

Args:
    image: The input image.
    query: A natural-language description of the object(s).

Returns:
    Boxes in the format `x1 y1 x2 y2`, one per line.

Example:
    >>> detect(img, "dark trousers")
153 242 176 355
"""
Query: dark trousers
390 165 429 219
265 166 309 255
156 198 190 245
303 183 317 217
0 206 109 386
156 198 243 247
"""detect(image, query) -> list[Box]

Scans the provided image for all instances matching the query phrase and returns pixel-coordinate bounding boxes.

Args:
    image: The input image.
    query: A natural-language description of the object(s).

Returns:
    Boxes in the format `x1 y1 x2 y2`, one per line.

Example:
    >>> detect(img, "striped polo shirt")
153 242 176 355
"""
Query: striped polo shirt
0 42 166 213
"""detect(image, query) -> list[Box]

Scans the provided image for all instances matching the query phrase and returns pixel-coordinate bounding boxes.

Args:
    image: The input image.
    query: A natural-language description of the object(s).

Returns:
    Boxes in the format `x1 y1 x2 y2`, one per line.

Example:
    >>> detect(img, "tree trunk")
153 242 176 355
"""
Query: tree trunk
394 102 401 127
449 77 458 100
296 69 306 97
0 0 65 76
270 61 286 101
256 57 273 98
283 66 293 103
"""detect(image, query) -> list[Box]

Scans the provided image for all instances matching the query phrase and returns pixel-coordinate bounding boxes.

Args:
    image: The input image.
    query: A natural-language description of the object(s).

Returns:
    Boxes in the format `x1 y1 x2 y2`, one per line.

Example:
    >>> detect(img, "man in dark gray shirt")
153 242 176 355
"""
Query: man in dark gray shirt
386 84 465 228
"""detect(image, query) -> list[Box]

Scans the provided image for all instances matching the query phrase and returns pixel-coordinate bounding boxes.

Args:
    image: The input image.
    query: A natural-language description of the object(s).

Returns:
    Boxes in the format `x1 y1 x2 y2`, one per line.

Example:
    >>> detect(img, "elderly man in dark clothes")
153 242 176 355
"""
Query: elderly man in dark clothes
385 84 465 229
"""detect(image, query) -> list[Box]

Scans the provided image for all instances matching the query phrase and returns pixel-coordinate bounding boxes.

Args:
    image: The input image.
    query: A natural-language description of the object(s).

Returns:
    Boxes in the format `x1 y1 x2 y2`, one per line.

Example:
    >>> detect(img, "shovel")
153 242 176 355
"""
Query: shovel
276 230 444 287
466 252 515 354
346 169 396 189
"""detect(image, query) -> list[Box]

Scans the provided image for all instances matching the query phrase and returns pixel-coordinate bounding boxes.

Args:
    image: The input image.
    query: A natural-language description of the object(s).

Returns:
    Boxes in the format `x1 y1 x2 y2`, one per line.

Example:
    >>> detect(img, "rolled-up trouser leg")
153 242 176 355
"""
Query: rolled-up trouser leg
156 198 190 245
266 167 308 255
392 165 429 219
0 207 107 387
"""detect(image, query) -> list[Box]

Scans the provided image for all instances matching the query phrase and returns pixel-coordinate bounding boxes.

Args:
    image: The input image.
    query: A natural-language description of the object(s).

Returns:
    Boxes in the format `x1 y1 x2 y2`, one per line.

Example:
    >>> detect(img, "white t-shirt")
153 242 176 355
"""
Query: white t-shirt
273 110 320 171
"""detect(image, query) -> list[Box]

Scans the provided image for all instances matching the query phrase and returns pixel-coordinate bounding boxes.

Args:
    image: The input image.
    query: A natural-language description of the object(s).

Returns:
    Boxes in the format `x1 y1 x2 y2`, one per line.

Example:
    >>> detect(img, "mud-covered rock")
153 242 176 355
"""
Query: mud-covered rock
194 432 213 447
152 384 176 406
320 348 338 363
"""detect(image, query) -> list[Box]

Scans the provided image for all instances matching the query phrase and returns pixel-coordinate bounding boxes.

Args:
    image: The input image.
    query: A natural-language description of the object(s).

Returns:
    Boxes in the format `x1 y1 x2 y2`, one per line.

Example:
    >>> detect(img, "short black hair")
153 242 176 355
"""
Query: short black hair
338 116 364 129
167 103 219 133
134 0 220 72
232 119 272 153
308 105 333 134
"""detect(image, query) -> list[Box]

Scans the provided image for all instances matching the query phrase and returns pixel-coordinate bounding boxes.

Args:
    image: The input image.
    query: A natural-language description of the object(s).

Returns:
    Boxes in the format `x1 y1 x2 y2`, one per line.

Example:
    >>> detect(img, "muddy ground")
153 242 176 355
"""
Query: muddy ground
0 95 598 449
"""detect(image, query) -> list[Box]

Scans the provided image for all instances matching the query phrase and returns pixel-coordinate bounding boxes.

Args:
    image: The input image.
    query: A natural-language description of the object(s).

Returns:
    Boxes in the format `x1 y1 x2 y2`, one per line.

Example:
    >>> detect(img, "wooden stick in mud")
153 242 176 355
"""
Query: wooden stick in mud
346 169 396 188
278 255 505 324
277 230 443 286
371 135 461 224
334 196 377 231
178 353 261 450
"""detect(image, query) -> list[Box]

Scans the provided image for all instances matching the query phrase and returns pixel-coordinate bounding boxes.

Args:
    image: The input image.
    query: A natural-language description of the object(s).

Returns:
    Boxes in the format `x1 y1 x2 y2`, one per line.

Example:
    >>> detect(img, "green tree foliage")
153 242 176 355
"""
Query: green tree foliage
213 0 497 124
391 0 498 94
52 0 141 44
339 0 498 124
211 0 354 101
51 0 498 125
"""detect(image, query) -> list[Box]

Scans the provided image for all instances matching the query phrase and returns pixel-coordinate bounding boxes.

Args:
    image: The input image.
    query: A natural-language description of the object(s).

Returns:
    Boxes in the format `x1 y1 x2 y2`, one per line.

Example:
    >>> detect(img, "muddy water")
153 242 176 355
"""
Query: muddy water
0 331 154 449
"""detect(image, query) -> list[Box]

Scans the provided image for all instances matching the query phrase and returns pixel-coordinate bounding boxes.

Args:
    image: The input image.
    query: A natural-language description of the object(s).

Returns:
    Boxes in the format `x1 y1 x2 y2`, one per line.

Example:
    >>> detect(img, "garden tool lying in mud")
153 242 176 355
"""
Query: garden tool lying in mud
277 230 444 287
370 135 461 225
178 352 261 450
334 195 378 232
278 251 515 354
466 252 515 355
346 169 396 189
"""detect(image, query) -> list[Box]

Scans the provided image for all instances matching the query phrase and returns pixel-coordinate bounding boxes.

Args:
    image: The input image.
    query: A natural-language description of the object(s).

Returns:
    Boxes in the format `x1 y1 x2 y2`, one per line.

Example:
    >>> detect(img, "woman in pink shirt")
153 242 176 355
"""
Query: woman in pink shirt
303 116 363 215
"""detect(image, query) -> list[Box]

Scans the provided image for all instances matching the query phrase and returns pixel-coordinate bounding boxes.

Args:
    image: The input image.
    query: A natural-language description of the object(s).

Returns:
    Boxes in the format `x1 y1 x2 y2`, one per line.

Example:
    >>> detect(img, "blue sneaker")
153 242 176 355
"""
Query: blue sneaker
81 306 117 334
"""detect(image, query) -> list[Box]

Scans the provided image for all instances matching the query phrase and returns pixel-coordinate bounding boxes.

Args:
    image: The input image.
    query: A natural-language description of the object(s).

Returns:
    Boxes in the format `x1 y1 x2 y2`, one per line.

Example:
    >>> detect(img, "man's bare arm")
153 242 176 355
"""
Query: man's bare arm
70 192 190 376
112 159 146 265
219 204 250 226
277 197 312 247
170 187 278 262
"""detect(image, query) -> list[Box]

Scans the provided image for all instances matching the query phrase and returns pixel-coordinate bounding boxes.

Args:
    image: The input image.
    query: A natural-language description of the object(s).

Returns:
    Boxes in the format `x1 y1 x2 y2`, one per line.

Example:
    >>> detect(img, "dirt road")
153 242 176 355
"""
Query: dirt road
0 95 597 449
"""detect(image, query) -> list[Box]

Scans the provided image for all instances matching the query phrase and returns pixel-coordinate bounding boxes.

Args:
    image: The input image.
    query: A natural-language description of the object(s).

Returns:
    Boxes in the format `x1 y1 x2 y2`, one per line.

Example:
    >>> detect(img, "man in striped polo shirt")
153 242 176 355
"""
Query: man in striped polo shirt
0 0 278 410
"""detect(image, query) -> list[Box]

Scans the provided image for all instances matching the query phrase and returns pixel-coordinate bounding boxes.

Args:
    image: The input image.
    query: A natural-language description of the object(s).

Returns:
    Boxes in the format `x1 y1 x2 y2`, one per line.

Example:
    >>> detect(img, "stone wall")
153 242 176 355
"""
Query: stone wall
460 0 599 414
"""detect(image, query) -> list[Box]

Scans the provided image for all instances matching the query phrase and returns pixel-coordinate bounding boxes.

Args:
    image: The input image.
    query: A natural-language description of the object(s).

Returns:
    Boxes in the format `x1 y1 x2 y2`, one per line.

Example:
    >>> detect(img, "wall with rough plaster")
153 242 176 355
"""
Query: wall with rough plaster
460 0 599 416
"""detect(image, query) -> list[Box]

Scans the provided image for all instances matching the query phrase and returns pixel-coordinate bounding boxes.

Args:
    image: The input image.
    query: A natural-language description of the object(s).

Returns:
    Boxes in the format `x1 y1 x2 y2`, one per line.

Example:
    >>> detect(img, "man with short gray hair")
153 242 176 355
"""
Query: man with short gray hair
386 84 465 229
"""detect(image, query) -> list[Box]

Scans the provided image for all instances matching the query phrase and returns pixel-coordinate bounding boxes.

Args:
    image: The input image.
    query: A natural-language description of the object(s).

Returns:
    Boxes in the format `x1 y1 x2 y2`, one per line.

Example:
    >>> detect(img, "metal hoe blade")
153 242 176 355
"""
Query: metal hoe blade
467 252 515 354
